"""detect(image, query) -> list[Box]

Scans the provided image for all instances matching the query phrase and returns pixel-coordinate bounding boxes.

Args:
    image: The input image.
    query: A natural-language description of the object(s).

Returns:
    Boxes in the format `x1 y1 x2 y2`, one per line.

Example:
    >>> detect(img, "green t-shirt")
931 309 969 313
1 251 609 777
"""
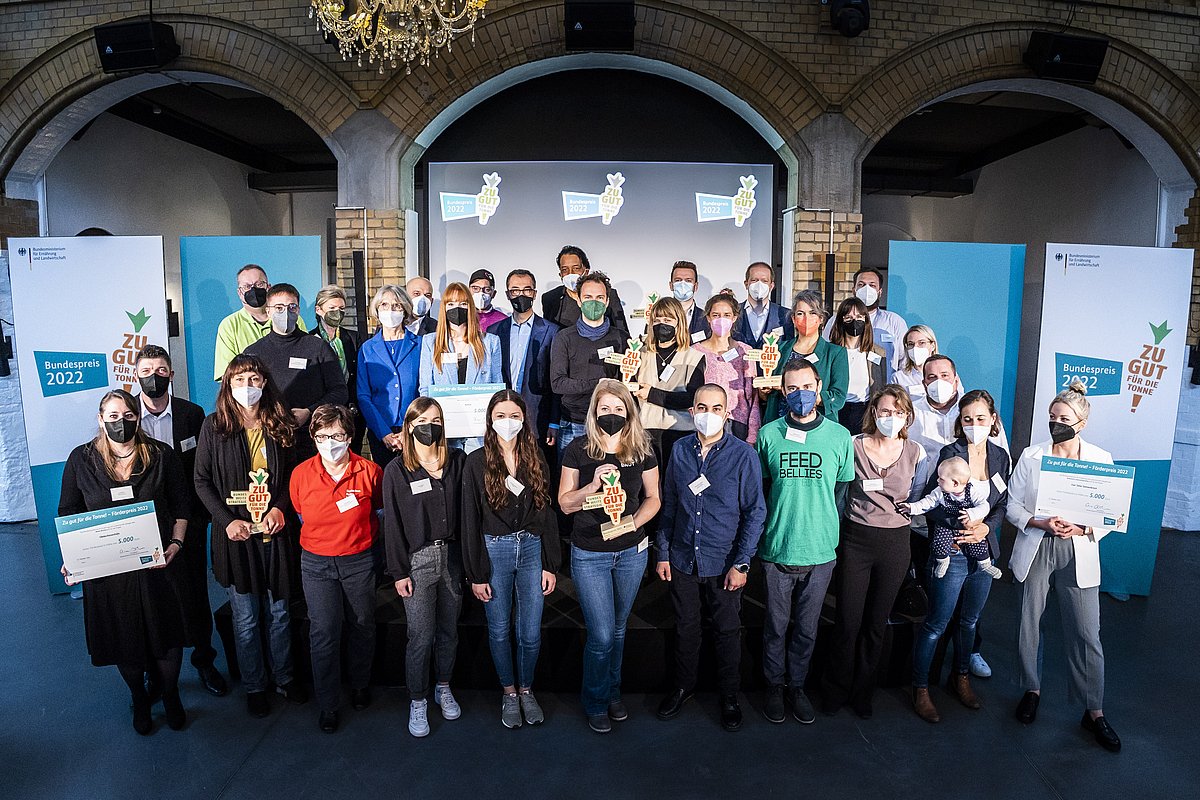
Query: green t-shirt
755 414 854 566
214 308 308 379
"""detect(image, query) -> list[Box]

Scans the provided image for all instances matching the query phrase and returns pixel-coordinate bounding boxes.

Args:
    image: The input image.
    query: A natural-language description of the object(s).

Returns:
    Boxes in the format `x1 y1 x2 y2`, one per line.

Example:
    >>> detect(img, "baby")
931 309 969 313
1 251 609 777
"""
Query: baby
902 457 1002 580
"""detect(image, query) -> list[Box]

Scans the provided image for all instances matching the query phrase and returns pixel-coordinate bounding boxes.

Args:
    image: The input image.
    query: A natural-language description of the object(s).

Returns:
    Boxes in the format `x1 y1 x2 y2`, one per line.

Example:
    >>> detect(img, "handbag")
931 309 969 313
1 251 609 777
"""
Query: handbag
889 564 929 623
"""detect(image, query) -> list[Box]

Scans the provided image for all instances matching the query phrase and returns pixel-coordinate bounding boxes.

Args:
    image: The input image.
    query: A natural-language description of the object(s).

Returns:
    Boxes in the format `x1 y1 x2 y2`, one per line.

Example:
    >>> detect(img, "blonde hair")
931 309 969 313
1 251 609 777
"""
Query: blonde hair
938 456 971 483
433 282 485 367
646 296 690 352
902 324 938 371
315 284 347 309
370 284 413 324
1050 378 1091 421
585 379 652 464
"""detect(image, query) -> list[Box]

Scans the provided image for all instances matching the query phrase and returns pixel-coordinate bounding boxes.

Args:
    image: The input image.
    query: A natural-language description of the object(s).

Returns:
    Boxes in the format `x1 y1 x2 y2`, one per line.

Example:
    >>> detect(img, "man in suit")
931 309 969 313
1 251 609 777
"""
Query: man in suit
668 260 711 344
731 261 795 349
488 269 560 448
541 244 630 340
134 344 229 697
406 275 438 337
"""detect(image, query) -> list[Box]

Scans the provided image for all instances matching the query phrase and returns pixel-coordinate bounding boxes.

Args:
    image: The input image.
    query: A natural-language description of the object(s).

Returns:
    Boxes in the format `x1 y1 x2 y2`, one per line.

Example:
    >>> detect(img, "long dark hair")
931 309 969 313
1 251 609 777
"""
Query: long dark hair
213 354 296 448
482 390 549 510
92 389 155 481
829 296 876 353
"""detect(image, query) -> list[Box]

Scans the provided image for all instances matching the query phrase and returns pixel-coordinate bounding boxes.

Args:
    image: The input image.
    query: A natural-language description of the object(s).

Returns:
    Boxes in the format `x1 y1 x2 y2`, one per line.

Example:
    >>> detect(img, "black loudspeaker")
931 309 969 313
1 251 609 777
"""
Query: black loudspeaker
828 0 869 38
1024 31 1109 84
93 20 181 73
565 1 635 51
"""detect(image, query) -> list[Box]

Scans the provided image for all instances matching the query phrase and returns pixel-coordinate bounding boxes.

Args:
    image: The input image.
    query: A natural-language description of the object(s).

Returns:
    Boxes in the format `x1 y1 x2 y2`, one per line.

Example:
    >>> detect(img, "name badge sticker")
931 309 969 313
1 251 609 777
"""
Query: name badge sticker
336 494 360 513
805 353 819 364
637 537 649 554
690 331 707 343
867 352 882 365
688 475 710 495
722 349 739 363
770 326 784 338
597 346 615 359
991 473 1008 493
180 436 197 452
659 365 676 382
288 357 307 370
110 486 134 501
440 353 459 366
410 478 432 495
505 475 525 496
862 478 885 492
785 427 807 444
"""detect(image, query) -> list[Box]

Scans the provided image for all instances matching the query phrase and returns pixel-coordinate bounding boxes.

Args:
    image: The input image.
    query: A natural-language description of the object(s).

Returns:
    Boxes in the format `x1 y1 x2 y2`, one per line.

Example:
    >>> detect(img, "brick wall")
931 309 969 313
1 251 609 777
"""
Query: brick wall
334 207 405 333
0 196 37 249
1173 191 1200 347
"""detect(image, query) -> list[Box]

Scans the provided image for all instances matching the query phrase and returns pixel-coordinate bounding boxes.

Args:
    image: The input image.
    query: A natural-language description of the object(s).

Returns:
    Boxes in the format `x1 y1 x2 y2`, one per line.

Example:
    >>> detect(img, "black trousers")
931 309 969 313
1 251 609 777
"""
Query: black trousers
670 568 744 694
180 518 218 670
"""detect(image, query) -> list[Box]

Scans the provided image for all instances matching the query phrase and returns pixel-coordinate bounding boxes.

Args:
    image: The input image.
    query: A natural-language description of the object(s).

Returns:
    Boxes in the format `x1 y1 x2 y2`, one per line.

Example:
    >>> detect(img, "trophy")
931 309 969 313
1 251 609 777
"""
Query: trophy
226 468 274 543
630 291 661 320
583 471 636 540
748 331 783 389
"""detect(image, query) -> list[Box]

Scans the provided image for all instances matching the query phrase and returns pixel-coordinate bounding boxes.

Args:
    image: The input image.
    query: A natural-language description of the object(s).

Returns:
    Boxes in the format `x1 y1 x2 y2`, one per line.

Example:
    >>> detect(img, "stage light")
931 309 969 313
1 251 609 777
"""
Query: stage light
826 0 869 38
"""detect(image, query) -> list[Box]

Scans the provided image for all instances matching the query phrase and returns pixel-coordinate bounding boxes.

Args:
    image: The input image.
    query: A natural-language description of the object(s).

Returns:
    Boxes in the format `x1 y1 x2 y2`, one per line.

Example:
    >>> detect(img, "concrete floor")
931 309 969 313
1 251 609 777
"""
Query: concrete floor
3 520 1198 799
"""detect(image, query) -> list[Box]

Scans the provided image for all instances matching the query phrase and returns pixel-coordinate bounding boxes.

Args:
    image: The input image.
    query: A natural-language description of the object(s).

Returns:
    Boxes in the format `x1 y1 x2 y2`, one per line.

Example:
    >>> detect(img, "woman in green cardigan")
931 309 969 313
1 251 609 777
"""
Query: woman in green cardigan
762 288 849 423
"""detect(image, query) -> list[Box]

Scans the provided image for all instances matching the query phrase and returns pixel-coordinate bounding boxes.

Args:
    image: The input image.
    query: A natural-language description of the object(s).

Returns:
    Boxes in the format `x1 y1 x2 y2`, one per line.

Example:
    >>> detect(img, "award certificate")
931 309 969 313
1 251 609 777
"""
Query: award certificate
1034 457 1135 533
57 501 165 583
429 383 506 438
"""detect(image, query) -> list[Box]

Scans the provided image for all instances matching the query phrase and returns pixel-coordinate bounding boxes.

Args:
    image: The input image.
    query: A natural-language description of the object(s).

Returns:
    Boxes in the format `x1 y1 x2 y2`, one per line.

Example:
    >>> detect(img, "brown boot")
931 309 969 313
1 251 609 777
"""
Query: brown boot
912 687 940 723
949 673 982 710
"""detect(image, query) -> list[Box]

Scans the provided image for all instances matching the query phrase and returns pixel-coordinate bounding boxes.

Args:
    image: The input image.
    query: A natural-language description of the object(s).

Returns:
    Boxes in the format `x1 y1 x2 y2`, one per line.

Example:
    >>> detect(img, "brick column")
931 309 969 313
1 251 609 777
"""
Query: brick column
790 211 864 303
1175 192 1200 348
0 196 38 248
334 208 405 333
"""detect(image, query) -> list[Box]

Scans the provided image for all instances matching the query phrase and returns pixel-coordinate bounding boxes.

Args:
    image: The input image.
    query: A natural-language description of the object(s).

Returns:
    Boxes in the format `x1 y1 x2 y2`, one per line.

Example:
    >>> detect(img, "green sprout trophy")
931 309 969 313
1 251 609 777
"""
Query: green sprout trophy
226 468 274 543
582 471 636 540
747 332 783 389
604 338 644 392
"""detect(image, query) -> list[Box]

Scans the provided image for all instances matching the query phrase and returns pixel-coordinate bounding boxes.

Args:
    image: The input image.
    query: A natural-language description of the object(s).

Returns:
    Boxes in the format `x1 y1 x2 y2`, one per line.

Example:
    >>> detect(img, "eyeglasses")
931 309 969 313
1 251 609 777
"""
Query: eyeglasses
237 280 268 292
267 303 299 314
507 288 536 297
313 433 350 444
376 302 406 313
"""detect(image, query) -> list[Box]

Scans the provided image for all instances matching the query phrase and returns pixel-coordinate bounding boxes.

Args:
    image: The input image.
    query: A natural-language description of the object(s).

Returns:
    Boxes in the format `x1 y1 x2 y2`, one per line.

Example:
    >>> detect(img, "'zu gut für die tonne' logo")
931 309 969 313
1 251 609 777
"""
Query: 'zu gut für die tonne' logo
1126 320 1172 412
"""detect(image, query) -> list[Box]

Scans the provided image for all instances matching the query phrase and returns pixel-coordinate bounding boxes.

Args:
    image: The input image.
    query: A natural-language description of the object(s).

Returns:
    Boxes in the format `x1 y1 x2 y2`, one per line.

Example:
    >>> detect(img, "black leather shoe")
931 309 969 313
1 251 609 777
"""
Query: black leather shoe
1081 712 1121 752
197 666 228 697
247 691 270 718
764 685 786 724
319 710 339 734
588 714 612 734
144 676 162 707
276 681 309 705
1015 691 1040 724
352 687 372 711
608 699 629 721
789 687 816 724
656 688 694 720
132 697 153 735
720 693 743 732
162 692 187 731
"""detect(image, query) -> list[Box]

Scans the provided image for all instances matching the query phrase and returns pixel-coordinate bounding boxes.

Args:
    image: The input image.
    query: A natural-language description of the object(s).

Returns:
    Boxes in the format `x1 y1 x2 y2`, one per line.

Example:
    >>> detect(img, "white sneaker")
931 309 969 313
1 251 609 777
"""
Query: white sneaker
408 699 430 737
433 685 461 720
969 653 992 679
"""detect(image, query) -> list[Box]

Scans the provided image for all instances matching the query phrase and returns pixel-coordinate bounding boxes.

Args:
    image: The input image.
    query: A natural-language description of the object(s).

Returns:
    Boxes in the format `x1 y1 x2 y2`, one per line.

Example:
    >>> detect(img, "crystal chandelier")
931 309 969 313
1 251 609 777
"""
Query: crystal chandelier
310 1 488 74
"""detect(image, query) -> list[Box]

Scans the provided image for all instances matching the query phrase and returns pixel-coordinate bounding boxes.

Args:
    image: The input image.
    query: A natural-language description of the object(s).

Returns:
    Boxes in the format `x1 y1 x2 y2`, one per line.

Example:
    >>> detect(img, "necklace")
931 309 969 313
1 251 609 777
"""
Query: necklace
113 449 135 460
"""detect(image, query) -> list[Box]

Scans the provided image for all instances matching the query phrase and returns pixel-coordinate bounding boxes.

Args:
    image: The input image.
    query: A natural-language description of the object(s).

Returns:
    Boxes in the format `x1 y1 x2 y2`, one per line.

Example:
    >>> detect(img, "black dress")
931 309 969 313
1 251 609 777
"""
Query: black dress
57 440 191 668
193 416 301 600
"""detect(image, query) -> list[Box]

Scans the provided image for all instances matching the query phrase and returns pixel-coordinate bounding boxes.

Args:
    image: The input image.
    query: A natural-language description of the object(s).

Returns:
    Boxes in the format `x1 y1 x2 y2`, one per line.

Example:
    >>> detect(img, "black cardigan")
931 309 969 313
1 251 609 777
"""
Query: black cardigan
382 448 466 580
310 324 361 405
923 438 1012 561
460 447 561 584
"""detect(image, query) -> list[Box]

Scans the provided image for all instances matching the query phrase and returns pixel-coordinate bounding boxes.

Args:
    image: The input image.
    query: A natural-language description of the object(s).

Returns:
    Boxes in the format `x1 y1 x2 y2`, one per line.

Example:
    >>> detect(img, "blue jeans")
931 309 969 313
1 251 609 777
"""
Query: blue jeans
572 542 648 716
483 532 545 689
557 420 588 457
911 552 993 688
226 586 293 694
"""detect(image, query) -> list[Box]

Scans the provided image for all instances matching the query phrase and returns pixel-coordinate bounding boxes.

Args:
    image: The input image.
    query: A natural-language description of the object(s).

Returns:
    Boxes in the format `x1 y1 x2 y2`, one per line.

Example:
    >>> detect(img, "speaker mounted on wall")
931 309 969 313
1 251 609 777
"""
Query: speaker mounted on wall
94 20 181 74
565 1 635 52
1023 31 1109 84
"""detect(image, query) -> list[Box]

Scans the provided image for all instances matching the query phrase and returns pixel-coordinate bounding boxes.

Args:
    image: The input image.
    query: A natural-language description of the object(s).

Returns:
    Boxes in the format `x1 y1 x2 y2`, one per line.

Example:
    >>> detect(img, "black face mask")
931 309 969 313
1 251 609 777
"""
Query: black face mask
596 413 627 436
446 307 469 327
845 319 867 337
104 419 138 444
243 287 267 308
412 423 445 446
510 295 534 314
138 373 170 400
1049 421 1078 444
653 323 677 345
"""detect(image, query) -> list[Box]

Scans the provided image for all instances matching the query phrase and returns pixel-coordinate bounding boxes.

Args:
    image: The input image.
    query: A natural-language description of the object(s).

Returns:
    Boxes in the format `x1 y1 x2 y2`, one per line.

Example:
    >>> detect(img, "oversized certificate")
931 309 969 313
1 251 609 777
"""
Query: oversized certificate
56 501 165 583
429 383 505 438
1034 457 1135 533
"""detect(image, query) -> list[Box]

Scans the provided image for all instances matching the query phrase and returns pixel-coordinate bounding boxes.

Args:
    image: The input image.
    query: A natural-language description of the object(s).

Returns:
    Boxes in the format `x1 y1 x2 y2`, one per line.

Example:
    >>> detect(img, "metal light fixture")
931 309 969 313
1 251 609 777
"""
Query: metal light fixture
310 0 489 74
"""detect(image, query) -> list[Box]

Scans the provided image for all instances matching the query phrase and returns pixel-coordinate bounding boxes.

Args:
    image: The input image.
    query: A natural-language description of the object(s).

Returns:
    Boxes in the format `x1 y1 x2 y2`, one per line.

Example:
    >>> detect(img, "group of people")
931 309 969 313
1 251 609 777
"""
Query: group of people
56 246 1120 753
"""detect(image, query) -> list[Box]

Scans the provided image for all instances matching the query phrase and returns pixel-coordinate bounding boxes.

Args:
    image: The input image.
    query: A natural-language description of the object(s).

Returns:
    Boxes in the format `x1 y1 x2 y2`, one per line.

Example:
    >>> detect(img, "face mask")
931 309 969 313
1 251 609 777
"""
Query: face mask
907 346 930 367
322 308 345 328
653 323 677 344
378 309 406 329
472 291 491 311
875 415 903 438
596 413 626 436
510 295 534 314
271 308 298 334
492 418 523 442
243 287 267 308
581 299 607 322
672 280 695 302
795 316 821 337
855 285 880 307
412 422 444 446
104 418 138 444
563 273 581 292
710 317 734 338
232 385 262 408
316 439 350 462
845 319 867 337
1049 420 1078 444
413 295 431 317
445 306 469 327
138 373 170 400
785 388 818 418
747 280 771 301
927 379 956 404
963 425 990 445
693 412 725 437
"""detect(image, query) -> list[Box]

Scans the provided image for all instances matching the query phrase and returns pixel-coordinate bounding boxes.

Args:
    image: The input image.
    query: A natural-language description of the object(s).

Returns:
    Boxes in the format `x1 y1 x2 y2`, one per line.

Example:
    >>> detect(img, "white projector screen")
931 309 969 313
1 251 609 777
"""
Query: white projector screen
426 161 774 329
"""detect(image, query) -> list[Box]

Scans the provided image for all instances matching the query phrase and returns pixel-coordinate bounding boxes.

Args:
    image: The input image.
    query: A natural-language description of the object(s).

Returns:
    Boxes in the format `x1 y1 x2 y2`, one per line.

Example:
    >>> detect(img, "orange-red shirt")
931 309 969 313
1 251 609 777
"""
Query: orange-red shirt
289 452 383 557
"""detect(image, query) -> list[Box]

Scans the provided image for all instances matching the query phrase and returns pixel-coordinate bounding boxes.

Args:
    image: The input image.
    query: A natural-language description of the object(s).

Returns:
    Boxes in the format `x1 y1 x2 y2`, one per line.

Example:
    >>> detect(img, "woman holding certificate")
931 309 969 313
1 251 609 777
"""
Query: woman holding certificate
195 354 307 719
1006 380 1120 752
559 379 661 734
418 281 503 453
58 389 192 735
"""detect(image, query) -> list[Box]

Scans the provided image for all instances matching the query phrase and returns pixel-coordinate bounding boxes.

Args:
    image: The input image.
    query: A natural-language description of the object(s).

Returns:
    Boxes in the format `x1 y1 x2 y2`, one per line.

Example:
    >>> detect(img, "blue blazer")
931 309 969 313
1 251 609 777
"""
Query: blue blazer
419 331 503 394
731 301 794 350
356 329 421 441
490 314 561 438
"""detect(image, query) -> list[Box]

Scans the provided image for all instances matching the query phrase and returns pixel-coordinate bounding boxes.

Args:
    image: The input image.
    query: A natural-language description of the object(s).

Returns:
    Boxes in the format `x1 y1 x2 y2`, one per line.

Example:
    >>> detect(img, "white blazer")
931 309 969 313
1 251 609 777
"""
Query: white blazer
1005 438 1113 589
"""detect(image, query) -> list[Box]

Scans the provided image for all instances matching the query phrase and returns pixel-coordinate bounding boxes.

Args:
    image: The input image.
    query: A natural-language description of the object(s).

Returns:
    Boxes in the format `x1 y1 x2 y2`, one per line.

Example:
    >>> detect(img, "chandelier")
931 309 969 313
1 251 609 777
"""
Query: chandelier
310 1 488 74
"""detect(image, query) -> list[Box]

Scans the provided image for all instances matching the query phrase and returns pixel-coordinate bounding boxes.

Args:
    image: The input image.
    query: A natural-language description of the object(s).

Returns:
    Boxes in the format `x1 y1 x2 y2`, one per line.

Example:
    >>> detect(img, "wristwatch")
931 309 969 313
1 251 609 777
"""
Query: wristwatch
733 563 750 574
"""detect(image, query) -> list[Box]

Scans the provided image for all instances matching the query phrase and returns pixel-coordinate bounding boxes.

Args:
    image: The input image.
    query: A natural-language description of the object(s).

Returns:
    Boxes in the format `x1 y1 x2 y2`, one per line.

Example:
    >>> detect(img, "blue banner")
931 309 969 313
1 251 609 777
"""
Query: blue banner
32 351 109 397
1054 352 1123 396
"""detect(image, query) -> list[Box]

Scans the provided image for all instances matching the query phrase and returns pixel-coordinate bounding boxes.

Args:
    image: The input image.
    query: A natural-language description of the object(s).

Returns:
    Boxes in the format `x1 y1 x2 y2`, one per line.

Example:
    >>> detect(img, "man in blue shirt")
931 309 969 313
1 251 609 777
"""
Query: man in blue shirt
653 383 766 731
488 269 560 448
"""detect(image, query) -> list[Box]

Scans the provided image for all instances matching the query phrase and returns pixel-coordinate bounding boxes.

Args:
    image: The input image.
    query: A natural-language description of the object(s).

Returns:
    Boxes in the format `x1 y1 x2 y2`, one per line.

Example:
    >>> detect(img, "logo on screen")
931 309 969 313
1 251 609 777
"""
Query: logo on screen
563 172 625 225
696 175 758 227
440 172 502 225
